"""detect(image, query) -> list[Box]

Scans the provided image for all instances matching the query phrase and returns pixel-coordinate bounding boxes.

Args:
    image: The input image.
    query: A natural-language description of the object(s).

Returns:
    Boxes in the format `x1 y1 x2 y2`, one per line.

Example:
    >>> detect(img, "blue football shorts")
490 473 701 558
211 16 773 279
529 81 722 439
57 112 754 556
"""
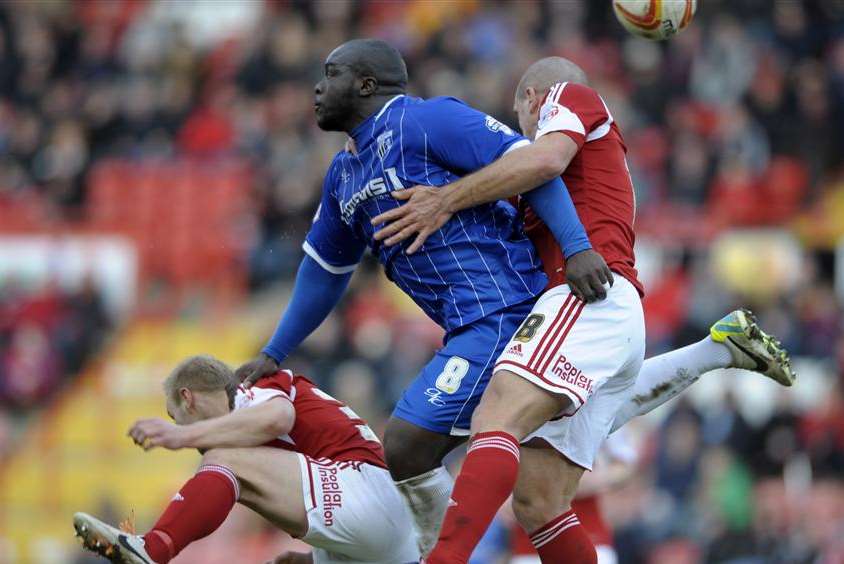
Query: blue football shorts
392 299 535 435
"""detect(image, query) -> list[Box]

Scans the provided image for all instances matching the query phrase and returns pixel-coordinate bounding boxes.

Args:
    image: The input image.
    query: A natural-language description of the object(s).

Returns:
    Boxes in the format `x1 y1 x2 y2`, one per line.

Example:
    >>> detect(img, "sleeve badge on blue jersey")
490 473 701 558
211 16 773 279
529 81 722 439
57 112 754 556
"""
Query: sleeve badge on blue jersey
484 115 515 136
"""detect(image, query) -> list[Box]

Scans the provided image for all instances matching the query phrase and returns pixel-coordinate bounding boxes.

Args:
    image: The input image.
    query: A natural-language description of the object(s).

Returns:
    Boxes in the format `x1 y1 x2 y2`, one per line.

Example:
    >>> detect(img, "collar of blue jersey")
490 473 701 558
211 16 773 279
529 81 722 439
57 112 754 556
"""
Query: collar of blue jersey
350 94 406 146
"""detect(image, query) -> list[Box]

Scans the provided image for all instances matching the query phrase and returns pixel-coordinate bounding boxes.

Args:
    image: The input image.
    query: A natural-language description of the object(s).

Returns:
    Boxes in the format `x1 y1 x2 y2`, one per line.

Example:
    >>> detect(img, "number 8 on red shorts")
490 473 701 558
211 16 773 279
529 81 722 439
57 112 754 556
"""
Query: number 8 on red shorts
494 276 646 469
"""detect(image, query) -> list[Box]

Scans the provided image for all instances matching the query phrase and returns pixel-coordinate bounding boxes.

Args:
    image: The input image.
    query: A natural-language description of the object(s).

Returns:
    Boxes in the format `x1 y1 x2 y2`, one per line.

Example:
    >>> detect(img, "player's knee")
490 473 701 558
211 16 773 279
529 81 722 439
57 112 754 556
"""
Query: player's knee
511 488 573 533
470 370 566 439
383 420 449 481
470 370 525 432
468 395 501 436
383 433 439 481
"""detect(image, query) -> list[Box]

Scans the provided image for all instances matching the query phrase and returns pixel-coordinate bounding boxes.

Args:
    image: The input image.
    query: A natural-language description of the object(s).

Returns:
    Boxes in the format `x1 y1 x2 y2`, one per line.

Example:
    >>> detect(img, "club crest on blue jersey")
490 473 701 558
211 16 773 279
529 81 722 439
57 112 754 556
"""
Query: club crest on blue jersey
304 95 547 334
376 130 393 161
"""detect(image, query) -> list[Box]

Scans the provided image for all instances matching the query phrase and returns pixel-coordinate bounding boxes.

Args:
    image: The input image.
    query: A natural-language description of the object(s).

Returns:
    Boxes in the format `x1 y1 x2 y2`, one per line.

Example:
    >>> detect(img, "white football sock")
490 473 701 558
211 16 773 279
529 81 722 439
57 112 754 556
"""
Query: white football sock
394 466 453 556
610 336 733 433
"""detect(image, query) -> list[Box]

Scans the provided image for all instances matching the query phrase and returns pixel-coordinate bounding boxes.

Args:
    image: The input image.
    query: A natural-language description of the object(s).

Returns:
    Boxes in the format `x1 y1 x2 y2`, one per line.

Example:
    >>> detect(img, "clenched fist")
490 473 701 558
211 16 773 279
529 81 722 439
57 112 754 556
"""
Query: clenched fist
128 418 187 451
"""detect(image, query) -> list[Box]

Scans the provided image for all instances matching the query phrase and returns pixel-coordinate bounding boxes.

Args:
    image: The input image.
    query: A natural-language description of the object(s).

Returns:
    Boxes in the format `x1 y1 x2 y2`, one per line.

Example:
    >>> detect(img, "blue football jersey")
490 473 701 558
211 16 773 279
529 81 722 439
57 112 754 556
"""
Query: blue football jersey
304 95 547 333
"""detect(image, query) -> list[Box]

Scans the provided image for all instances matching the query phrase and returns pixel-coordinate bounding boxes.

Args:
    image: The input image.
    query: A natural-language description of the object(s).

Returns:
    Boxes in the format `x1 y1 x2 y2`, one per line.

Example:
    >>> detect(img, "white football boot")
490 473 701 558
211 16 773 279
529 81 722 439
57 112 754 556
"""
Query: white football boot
73 512 154 564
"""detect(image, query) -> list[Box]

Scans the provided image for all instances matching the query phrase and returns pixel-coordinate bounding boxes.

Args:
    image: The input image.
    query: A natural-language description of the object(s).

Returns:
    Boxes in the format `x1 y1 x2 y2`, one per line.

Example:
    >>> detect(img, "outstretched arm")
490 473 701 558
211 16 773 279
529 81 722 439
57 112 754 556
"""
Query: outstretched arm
441 133 577 215
371 133 576 251
238 165 365 385
521 176 613 302
410 79 619 218
128 398 295 451
262 254 352 362
236 255 352 386
371 133 612 300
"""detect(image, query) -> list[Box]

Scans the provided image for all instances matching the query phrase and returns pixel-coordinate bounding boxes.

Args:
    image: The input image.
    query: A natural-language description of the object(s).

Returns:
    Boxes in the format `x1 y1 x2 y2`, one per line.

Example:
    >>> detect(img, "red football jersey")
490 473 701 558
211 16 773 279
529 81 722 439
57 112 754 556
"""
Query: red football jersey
521 81 644 297
234 370 386 469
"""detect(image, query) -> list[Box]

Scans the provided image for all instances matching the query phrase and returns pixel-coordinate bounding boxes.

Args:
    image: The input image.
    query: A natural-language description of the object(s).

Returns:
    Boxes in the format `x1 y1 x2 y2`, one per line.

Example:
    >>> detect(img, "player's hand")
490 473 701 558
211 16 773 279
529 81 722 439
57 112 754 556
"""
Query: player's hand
128 418 187 451
265 551 313 564
565 249 614 303
235 352 280 388
370 185 452 254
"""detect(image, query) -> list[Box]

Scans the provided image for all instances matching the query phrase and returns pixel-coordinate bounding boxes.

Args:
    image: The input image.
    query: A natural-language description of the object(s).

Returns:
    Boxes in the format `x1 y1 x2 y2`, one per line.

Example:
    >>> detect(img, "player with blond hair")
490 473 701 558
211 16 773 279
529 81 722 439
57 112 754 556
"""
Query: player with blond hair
73 354 418 564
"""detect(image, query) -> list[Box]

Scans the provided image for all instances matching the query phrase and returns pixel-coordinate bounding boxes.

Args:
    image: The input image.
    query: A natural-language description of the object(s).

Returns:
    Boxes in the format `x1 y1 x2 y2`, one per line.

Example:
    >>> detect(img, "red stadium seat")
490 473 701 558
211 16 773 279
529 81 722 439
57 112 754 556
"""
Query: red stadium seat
86 158 254 302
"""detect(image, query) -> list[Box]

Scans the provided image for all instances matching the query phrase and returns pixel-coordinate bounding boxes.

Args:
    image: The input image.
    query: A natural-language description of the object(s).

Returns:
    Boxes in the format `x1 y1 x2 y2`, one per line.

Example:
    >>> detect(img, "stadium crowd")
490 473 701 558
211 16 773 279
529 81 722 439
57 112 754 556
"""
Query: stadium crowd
2 1 844 562
0 280 111 459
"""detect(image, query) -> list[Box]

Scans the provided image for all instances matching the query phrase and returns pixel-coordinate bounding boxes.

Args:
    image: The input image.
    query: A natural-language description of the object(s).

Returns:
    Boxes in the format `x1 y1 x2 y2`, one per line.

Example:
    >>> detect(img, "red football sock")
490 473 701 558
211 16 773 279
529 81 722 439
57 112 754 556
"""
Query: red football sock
529 510 597 564
142 465 239 563
427 431 520 564
511 524 538 556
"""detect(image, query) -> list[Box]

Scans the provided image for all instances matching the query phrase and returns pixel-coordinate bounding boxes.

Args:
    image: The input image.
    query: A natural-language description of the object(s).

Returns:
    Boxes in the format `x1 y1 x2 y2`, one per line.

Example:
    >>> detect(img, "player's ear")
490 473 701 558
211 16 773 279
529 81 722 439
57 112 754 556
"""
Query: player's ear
359 76 378 97
179 387 194 410
527 87 543 114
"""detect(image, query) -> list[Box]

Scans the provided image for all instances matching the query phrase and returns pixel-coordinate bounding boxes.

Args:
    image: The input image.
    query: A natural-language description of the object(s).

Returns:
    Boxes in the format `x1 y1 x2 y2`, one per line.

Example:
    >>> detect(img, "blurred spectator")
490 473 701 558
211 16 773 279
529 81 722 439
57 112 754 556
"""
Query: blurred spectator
0 279 111 413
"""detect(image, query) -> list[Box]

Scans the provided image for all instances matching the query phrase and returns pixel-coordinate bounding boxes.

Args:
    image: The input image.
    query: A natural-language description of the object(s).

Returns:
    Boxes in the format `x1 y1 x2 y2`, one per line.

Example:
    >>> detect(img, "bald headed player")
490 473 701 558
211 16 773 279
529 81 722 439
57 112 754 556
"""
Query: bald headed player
235 40 613 557
374 57 795 563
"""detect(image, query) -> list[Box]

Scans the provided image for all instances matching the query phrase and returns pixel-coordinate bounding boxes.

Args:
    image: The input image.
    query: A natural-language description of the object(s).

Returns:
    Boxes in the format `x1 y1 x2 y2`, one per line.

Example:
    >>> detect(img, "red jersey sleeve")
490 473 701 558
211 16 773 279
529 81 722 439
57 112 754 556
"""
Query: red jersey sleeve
536 82 613 148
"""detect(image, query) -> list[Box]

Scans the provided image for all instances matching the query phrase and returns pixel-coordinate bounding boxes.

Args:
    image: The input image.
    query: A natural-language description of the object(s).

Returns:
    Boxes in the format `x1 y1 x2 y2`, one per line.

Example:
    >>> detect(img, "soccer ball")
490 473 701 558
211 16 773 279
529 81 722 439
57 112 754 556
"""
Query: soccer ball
612 0 697 41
